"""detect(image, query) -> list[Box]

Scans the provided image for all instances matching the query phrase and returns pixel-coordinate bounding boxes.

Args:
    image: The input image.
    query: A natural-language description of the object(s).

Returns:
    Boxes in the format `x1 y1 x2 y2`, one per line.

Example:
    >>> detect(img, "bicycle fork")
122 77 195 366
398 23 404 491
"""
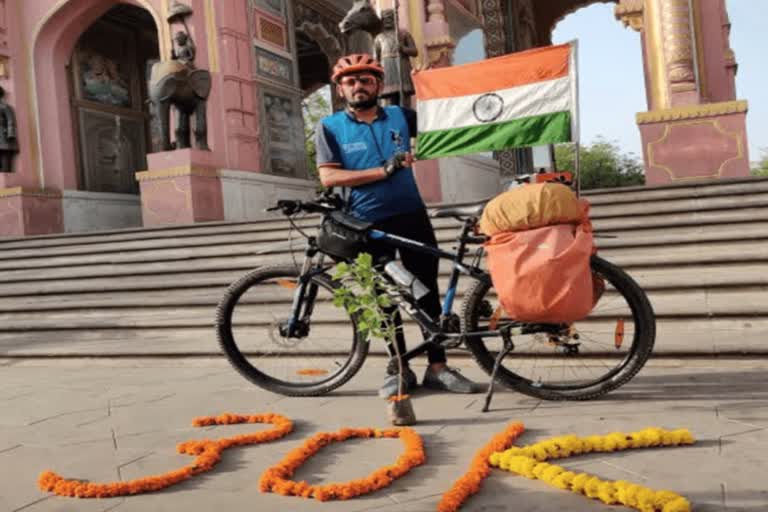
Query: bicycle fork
282 248 325 339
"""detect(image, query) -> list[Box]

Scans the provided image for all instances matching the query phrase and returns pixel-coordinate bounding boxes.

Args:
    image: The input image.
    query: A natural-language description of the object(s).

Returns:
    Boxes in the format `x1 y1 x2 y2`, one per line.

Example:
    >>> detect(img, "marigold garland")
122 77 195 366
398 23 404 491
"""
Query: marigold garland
489 427 695 512
38 413 293 498
259 427 425 501
437 422 525 512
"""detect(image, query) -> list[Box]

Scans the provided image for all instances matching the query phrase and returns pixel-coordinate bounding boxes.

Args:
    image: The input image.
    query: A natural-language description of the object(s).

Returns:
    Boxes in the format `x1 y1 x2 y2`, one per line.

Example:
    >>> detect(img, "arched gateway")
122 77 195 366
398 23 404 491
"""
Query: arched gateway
0 0 751 237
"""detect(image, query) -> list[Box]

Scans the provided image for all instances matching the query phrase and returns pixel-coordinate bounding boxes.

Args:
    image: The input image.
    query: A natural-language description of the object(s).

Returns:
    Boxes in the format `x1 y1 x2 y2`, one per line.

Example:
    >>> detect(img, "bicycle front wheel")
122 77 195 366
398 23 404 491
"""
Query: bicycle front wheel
216 264 369 396
462 255 655 400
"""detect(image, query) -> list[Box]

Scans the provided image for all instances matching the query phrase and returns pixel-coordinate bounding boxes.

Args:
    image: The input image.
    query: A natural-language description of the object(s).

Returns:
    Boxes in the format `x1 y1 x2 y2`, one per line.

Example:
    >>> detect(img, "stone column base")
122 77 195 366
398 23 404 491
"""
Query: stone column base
638 100 751 185
136 150 225 227
0 187 63 237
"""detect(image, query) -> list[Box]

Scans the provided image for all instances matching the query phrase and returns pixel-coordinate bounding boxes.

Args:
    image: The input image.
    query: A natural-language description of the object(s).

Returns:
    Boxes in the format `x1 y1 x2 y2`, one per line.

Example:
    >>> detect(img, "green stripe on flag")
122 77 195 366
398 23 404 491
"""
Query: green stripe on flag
415 111 571 160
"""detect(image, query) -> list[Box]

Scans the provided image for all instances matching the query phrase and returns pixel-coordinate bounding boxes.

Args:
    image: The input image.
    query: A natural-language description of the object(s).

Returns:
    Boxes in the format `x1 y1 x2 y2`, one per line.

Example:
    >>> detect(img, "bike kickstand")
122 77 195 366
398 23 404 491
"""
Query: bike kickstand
482 326 515 413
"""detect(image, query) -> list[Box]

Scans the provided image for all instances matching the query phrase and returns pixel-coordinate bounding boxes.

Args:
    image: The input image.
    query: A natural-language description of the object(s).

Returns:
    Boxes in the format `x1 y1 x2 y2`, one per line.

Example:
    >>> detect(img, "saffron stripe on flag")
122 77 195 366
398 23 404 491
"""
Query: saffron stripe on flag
415 111 571 160
413 44 572 100
417 76 572 133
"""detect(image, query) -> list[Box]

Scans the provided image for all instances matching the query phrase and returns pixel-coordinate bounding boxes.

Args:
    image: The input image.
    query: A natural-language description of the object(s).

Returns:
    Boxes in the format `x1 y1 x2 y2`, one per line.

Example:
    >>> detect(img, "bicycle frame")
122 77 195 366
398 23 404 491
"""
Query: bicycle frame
285 216 563 365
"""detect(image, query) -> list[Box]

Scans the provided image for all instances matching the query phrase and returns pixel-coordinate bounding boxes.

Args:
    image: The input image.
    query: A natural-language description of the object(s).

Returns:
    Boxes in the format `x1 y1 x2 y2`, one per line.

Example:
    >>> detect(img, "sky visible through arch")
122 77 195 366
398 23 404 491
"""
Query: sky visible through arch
453 0 766 164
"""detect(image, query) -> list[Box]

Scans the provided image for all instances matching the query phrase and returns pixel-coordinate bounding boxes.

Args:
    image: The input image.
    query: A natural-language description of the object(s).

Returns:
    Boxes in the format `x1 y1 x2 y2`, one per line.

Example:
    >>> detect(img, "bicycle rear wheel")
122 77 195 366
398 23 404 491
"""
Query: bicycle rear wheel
216 264 369 396
461 255 655 400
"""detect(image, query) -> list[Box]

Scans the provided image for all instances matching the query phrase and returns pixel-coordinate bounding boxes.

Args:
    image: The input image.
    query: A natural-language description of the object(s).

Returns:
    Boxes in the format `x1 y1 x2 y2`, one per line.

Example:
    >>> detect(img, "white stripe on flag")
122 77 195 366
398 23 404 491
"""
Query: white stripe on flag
417 76 572 134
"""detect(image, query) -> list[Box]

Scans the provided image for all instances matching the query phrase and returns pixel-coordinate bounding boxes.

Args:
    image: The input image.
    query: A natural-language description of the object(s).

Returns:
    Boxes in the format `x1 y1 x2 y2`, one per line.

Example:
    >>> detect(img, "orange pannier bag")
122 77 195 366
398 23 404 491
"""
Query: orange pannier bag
483 202 598 324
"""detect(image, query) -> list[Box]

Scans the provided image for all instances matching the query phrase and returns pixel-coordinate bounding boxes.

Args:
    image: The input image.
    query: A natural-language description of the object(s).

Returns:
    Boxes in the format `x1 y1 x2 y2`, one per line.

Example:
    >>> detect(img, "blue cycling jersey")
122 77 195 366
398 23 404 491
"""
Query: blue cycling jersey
315 106 425 222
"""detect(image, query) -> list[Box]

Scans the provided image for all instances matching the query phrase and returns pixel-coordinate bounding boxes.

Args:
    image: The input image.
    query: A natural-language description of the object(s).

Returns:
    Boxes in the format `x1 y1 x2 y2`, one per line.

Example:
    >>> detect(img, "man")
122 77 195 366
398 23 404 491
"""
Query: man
315 54 482 399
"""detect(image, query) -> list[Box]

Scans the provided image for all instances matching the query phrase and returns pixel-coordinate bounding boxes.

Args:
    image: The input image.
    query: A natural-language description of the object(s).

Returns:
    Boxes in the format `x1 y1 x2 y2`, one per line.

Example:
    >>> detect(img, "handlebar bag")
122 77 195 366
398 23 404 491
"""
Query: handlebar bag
484 214 600 324
317 211 372 261
479 182 584 236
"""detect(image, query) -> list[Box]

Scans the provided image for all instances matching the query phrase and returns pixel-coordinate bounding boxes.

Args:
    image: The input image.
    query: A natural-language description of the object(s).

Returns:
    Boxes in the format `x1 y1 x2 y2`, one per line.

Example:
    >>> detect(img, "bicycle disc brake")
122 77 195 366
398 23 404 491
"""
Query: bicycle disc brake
267 317 307 348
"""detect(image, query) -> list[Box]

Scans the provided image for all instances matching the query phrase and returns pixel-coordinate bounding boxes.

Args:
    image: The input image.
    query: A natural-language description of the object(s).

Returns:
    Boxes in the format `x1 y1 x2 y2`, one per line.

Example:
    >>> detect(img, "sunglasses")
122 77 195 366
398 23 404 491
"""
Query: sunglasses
340 75 377 87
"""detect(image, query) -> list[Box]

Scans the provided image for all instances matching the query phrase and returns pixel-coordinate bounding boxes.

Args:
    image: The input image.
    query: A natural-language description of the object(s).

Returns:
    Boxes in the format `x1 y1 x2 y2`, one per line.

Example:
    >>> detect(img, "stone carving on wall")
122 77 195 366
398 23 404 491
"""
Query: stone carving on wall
0 0 7 52
338 0 381 55
257 15 289 50
295 2 343 59
479 0 506 58
255 47 294 85
264 91 301 176
78 51 133 108
511 0 537 50
0 85 17 173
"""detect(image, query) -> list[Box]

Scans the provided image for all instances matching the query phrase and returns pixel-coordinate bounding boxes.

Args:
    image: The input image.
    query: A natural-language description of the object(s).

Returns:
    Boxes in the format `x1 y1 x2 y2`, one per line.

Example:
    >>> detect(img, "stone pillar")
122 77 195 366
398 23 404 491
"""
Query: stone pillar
616 0 750 184
424 0 455 68
660 0 698 105
0 0 63 236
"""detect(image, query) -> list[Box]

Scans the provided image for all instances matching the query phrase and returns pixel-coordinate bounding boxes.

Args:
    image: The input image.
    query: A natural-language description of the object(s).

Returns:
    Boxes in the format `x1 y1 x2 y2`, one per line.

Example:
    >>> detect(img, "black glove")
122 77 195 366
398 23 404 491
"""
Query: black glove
383 152 408 177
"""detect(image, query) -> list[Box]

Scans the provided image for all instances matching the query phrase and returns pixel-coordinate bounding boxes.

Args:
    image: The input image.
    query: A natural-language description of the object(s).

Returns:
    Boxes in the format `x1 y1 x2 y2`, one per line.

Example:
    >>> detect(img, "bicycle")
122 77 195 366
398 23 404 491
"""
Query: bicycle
215 194 656 402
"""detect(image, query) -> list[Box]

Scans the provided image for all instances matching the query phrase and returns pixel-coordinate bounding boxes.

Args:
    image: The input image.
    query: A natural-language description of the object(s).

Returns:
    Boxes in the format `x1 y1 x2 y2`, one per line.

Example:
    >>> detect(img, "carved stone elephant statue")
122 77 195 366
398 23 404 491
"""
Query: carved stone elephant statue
339 0 382 55
149 60 212 151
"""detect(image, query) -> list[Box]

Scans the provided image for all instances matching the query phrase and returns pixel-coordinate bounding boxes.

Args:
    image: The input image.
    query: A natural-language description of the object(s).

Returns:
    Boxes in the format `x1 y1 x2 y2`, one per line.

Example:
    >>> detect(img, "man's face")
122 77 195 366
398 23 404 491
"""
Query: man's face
338 73 380 109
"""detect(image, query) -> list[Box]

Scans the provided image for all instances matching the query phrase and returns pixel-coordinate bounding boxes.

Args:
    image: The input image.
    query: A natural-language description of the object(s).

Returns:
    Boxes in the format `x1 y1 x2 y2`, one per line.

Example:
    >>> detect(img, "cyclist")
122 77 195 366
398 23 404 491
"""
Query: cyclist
315 53 483 399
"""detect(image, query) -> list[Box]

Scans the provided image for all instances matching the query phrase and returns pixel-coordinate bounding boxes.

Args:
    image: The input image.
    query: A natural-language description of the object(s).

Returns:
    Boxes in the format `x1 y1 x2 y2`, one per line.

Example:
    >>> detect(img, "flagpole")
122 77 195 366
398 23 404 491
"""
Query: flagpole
393 0 405 107
570 39 582 197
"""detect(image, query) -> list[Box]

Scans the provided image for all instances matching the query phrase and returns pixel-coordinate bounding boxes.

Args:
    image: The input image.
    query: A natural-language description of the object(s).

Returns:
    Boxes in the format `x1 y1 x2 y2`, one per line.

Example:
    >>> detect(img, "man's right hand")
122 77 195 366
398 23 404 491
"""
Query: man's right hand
383 152 412 177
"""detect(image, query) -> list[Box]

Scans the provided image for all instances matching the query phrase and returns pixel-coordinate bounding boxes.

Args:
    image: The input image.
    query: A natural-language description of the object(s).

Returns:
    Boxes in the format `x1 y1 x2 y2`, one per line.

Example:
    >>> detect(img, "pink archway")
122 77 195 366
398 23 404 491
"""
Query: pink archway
32 0 162 190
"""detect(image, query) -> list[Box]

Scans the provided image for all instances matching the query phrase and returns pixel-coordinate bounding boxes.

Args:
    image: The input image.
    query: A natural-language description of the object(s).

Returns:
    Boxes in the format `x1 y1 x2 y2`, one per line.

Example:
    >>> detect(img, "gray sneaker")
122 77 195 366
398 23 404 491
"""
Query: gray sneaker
378 366 418 399
423 366 483 394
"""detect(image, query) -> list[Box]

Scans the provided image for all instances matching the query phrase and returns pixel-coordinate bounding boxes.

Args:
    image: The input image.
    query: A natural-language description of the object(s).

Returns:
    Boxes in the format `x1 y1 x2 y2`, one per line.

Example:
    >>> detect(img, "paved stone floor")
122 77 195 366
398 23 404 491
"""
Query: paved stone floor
0 356 766 511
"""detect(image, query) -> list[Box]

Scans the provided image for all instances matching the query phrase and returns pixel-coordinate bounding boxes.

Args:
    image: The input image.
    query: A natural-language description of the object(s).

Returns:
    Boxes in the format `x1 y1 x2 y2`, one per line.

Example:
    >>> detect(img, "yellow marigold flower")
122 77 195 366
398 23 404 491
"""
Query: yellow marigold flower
597 481 618 504
570 472 591 493
550 470 576 490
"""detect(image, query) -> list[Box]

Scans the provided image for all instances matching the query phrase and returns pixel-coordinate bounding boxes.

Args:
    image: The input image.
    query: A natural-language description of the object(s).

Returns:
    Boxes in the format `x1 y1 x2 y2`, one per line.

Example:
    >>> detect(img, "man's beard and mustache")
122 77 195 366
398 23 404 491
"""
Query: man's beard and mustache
348 89 378 110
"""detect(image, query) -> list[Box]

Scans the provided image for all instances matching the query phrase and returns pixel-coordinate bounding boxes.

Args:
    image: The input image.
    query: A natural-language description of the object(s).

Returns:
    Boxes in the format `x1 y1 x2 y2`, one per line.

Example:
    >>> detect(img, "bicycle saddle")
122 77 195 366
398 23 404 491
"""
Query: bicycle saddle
430 201 487 219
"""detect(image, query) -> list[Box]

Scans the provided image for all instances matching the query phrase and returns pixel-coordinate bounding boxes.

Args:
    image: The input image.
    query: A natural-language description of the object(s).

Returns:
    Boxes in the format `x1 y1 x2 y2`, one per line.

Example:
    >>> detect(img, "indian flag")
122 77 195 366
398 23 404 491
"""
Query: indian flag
413 42 579 160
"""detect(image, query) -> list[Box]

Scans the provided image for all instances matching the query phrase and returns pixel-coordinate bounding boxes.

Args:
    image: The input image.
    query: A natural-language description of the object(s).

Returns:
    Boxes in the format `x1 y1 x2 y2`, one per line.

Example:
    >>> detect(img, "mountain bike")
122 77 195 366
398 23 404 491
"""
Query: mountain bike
215 194 655 402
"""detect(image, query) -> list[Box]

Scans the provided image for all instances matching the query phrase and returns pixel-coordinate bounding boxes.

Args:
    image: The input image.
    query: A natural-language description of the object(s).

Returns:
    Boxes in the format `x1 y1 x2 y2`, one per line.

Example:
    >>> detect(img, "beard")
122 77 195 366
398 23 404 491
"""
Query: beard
348 96 378 109
348 92 378 110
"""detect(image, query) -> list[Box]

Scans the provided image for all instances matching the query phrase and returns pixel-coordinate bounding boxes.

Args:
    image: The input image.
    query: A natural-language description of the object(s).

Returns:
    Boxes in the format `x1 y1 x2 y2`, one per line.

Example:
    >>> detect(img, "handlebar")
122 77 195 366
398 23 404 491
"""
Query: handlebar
265 194 344 216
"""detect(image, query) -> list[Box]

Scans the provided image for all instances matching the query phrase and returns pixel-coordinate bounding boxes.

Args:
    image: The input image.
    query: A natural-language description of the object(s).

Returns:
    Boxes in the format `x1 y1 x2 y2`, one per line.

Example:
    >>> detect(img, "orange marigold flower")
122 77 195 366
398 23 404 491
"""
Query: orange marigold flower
37 413 293 499
437 422 525 512
259 427 425 502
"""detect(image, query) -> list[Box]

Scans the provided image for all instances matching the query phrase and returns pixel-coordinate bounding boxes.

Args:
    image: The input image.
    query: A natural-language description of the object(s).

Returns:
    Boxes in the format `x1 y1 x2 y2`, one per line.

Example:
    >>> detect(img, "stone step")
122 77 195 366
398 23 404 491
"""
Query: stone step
0 235 765 284
2 218 767 272
0 257 764 299
1 178 767 252
584 178 768 204
0 286 765 330
587 193 768 219
0 196 768 268
572 207 768 232
1 317 765 356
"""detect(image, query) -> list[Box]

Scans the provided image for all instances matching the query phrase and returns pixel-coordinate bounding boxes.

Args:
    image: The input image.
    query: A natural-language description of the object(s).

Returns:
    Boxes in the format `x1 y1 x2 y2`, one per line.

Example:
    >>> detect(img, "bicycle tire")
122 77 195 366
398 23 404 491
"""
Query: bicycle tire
461 255 655 401
216 264 369 396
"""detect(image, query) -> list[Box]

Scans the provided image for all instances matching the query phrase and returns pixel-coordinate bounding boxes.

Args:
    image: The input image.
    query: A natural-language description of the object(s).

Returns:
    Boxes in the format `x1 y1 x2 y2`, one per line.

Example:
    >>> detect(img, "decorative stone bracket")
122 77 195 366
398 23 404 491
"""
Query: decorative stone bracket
615 0 644 32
